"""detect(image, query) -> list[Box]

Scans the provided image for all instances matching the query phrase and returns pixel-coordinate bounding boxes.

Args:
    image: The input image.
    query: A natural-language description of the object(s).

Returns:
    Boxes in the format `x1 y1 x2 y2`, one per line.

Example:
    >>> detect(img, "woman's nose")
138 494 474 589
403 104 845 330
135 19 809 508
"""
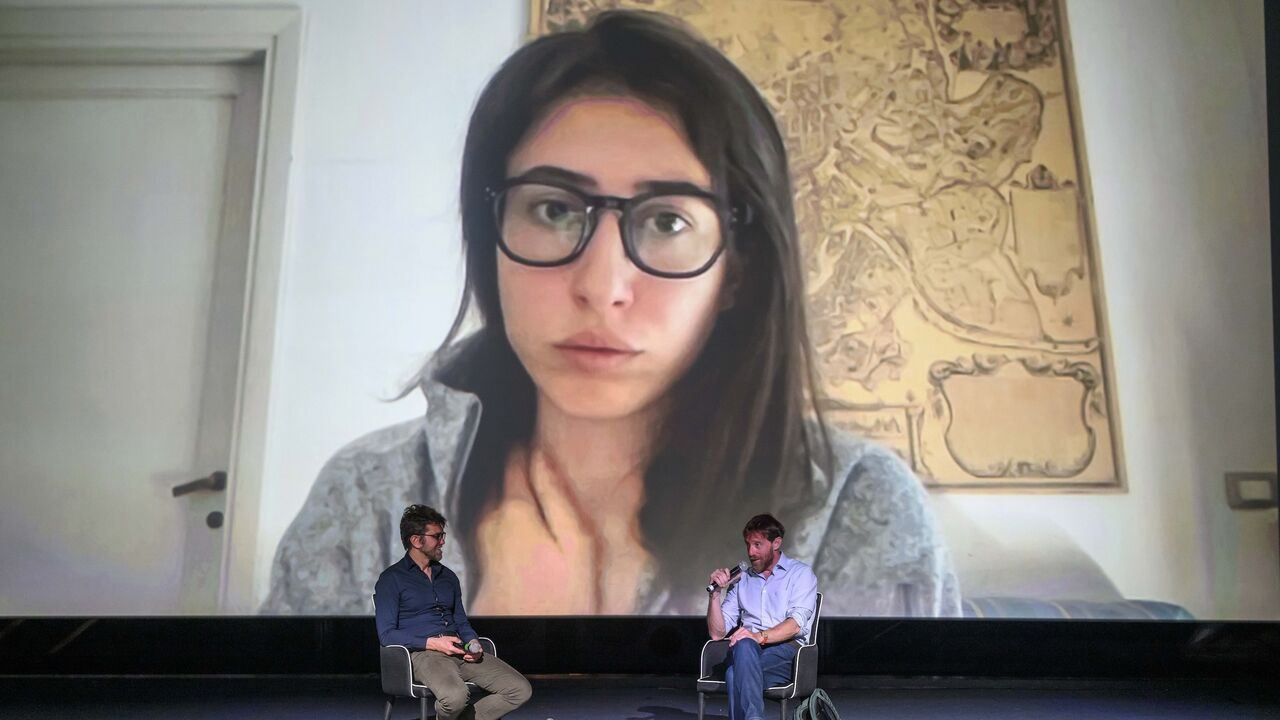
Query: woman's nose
569 211 636 310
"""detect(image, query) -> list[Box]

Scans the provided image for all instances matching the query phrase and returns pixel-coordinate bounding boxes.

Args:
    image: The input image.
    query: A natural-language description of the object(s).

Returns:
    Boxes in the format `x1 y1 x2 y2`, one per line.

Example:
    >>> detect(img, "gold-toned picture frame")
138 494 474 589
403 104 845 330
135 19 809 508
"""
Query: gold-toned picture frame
530 0 1124 493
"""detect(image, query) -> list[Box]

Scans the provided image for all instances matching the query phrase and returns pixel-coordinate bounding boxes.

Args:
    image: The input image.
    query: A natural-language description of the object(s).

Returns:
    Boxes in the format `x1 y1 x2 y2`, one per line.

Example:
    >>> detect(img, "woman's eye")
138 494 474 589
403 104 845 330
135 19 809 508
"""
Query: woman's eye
646 212 690 235
534 201 573 223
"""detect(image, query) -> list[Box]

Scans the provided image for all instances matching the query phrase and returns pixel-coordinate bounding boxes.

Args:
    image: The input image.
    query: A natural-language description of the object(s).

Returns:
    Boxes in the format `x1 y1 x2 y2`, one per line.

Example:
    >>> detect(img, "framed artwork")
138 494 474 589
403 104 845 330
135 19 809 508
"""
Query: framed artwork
531 0 1122 492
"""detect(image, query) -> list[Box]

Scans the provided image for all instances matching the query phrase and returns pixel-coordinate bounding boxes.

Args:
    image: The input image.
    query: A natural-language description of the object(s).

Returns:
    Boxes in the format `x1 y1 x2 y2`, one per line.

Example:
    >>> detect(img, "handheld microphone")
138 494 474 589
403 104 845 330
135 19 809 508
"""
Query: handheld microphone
706 561 749 594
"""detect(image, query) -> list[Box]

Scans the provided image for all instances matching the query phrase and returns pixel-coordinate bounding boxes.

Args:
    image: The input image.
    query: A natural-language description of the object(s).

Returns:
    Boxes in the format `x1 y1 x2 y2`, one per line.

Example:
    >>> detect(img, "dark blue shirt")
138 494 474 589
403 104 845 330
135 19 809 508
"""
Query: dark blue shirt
374 554 478 649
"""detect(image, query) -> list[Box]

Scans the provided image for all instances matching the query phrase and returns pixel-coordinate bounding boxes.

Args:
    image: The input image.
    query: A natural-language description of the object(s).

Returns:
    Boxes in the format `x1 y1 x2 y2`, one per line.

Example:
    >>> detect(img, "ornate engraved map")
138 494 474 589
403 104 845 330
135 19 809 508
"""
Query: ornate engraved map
534 0 1121 490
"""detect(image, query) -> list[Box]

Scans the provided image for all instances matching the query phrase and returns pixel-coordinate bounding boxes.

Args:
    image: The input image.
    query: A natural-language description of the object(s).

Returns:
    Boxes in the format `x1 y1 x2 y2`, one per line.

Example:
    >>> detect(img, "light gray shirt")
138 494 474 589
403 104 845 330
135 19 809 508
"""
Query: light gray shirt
721 552 818 643
263 341 961 617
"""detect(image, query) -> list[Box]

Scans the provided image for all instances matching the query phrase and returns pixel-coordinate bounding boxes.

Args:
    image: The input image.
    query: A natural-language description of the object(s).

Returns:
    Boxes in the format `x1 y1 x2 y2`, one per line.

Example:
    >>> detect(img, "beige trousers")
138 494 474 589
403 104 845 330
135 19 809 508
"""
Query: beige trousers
410 650 532 720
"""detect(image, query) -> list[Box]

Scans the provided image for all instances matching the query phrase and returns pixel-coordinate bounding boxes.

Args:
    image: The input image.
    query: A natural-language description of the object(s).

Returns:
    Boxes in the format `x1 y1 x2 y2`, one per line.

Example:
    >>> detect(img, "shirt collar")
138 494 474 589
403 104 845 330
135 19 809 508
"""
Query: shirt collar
748 550 790 577
416 333 488 527
402 552 440 575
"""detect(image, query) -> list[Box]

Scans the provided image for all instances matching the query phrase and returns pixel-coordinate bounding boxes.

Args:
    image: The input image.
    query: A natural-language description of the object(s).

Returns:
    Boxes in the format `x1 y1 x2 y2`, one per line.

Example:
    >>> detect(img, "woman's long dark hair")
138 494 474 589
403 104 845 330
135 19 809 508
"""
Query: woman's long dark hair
439 10 832 609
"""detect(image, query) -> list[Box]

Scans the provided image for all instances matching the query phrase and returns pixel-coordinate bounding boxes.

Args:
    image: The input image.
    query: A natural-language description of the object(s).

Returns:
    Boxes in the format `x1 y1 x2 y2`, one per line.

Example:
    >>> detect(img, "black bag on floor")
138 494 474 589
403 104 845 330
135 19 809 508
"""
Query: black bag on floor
793 688 840 720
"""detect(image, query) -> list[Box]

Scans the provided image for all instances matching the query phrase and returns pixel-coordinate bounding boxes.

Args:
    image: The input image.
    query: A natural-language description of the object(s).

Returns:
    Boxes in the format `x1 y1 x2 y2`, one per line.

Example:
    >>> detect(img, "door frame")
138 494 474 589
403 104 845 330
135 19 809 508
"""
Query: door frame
0 5 303 613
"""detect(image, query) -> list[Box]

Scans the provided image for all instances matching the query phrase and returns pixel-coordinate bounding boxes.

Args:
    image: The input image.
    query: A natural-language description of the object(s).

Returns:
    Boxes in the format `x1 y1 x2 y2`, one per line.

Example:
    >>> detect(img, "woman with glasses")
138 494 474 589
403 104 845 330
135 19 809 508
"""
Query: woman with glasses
266 10 959 618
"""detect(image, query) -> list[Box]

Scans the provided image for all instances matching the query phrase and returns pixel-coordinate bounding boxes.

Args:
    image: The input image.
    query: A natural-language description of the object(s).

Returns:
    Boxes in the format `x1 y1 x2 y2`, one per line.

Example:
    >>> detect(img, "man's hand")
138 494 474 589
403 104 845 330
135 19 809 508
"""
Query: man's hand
462 639 485 663
426 635 465 655
727 626 757 647
708 567 733 594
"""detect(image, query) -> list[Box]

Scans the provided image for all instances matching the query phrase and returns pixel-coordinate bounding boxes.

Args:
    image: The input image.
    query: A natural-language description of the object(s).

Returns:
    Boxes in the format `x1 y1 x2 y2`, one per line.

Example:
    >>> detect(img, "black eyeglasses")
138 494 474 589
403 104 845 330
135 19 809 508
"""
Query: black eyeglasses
420 531 446 542
486 179 750 279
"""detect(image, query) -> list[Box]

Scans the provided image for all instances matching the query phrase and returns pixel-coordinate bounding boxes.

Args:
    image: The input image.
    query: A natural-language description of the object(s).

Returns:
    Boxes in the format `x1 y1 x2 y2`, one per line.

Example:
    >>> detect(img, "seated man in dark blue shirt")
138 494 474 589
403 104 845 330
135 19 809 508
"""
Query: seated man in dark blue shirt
375 505 531 720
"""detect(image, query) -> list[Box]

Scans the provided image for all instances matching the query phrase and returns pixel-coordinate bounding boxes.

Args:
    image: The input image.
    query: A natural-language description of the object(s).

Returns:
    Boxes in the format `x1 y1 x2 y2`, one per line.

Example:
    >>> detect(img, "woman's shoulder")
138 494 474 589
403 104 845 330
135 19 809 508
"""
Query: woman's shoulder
291 418 440 533
316 417 429 490
327 417 427 460
309 334 488 490
265 417 431 614
821 424 924 501
811 423 940 557
805 423 959 616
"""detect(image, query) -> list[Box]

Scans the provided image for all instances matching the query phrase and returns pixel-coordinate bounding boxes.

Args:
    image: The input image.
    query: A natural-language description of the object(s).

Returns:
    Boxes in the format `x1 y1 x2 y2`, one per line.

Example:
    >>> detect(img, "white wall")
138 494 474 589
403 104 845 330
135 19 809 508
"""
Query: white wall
936 0 1276 620
246 0 525 609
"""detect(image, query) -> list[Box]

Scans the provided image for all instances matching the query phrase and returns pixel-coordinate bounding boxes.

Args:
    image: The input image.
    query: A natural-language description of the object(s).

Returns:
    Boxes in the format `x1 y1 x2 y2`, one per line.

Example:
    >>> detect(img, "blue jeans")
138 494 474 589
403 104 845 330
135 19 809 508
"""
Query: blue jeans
724 639 799 720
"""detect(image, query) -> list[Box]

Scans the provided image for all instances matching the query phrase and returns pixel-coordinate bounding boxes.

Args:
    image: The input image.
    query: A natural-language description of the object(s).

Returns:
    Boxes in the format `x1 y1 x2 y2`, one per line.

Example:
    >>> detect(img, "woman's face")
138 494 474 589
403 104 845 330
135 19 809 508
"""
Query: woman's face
498 95 728 422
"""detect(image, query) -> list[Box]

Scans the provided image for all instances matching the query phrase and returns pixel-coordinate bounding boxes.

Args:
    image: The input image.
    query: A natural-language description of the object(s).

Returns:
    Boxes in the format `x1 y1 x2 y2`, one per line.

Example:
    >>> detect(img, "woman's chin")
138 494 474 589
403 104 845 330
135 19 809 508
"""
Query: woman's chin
539 382 660 422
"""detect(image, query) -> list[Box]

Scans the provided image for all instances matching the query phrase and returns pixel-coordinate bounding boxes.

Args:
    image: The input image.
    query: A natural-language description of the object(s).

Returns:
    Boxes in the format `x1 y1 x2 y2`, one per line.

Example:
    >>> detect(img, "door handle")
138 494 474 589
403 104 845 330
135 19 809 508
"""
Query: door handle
172 471 227 497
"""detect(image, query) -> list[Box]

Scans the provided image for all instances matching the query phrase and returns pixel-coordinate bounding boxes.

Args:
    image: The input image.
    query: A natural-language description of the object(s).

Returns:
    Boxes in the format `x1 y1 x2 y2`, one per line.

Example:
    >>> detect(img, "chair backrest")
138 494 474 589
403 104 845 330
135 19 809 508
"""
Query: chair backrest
804 592 823 647
789 591 824 699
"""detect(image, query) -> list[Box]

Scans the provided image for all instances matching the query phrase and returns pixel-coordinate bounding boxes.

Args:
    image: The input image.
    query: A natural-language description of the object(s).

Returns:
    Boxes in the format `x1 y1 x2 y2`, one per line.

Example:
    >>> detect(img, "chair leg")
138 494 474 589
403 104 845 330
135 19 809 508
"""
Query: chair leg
383 696 394 720
697 692 705 720
779 697 788 720
420 695 430 720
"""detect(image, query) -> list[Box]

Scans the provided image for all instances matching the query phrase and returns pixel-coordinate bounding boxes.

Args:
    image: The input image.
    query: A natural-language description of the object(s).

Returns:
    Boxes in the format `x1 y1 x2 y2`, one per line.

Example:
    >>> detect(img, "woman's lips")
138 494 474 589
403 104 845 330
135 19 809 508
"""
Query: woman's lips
554 344 640 372
554 330 640 372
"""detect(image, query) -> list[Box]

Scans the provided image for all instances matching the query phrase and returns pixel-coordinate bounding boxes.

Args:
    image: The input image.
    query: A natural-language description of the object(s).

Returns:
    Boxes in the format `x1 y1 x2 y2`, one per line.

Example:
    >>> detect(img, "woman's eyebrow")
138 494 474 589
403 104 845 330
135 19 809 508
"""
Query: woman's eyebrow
636 179 714 196
510 165 598 188
509 166 713 196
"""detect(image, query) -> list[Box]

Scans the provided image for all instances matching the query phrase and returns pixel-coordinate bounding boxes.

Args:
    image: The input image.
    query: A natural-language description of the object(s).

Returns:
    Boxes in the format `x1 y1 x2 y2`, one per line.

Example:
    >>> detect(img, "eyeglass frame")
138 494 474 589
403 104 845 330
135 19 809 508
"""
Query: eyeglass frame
485 177 753 280
419 531 446 543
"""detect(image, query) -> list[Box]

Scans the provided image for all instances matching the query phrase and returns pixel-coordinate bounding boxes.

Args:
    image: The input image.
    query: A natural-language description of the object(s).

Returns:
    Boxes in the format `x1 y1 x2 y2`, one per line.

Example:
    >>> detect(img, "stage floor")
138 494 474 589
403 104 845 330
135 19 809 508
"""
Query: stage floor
2 675 1277 719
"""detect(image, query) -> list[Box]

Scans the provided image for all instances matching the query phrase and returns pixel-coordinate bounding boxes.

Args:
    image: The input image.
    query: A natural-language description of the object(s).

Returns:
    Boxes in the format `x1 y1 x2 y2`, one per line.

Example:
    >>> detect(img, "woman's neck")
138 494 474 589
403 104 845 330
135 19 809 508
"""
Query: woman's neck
530 391 658 498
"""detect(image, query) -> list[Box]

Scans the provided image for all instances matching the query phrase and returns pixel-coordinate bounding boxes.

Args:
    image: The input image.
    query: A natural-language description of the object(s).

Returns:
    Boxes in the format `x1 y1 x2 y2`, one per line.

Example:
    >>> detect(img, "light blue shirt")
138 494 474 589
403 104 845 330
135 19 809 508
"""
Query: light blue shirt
720 551 818 644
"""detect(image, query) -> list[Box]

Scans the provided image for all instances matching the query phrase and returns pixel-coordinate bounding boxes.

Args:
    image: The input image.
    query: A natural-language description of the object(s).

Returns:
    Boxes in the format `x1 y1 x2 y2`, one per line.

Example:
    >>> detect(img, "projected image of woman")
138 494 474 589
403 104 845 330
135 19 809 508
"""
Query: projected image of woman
266 11 959 617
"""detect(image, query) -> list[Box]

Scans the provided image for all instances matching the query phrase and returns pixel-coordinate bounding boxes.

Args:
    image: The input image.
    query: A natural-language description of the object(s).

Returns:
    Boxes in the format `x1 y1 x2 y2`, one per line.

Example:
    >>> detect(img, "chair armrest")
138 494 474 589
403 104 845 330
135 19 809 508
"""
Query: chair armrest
699 639 730 680
379 644 415 696
380 637 497 697
791 643 819 698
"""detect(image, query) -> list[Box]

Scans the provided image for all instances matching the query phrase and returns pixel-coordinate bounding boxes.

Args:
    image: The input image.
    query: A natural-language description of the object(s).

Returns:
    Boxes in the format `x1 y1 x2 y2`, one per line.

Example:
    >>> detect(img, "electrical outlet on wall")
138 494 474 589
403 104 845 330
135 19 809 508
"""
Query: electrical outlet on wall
1224 472 1278 510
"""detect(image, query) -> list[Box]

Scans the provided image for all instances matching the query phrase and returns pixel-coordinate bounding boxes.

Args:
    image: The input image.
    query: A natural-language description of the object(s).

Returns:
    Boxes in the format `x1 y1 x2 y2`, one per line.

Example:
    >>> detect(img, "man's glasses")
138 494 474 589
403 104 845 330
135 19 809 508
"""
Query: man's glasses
487 179 749 279
420 531 446 542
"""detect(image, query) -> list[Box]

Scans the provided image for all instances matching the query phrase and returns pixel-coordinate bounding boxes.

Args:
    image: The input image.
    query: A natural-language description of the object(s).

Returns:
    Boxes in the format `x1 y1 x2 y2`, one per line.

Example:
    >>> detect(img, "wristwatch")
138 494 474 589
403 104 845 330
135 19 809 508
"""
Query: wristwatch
760 630 769 645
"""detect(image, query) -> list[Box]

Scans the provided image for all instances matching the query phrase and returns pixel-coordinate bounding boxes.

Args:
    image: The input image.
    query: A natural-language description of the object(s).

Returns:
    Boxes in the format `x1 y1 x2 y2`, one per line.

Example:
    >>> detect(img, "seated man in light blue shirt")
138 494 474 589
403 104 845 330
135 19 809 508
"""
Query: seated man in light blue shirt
707 513 818 720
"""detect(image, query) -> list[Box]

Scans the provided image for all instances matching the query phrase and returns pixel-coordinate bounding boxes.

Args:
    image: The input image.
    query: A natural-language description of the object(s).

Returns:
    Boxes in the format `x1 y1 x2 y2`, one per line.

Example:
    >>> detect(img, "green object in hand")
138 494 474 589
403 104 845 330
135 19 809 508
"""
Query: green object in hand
466 640 483 654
